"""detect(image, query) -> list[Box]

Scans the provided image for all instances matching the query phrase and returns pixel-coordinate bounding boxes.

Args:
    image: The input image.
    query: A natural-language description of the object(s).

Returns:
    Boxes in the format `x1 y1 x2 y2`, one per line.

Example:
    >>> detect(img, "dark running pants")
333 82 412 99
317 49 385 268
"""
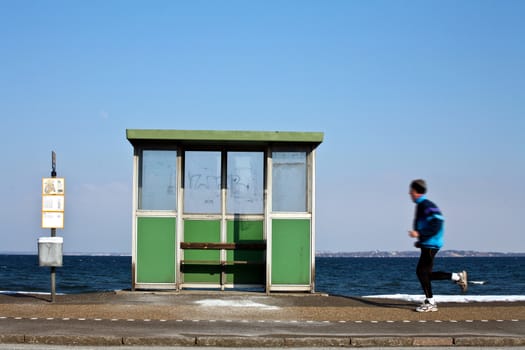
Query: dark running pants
417 247 452 299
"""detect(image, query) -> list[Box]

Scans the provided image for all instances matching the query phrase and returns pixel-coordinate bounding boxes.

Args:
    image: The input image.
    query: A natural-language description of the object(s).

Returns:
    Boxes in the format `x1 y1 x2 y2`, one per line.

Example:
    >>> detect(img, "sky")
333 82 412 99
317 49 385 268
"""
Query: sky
0 1 524 254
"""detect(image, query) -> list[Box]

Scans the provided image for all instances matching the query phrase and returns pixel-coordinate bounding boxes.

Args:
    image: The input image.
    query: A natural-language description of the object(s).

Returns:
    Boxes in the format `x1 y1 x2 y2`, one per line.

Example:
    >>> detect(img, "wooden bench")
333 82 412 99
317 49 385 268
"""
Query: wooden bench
180 242 266 265
180 241 266 287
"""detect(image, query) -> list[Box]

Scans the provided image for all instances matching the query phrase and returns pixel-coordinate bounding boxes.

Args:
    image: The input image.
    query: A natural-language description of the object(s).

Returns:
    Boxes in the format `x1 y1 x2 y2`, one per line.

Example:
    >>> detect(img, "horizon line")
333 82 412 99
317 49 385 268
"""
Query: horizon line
1 249 524 256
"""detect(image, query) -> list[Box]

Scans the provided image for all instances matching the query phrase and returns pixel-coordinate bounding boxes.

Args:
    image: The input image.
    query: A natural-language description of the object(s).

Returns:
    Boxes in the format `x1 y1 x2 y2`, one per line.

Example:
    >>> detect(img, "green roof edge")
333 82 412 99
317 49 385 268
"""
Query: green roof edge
126 129 324 144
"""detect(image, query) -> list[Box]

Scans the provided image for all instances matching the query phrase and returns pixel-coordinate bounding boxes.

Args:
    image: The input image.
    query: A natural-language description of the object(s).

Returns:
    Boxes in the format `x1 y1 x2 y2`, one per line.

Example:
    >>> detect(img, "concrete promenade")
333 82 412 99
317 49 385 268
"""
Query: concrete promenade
0 291 524 347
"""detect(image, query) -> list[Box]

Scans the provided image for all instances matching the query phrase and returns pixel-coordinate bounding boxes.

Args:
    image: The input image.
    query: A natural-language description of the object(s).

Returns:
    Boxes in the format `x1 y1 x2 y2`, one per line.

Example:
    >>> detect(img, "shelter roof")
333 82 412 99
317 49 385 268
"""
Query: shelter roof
126 129 323 148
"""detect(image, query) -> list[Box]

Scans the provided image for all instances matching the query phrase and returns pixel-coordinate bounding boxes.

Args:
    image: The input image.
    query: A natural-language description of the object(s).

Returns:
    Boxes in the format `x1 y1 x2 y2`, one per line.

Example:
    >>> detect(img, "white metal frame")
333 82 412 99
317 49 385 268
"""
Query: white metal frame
178 149 267 291
132 148 179 290
267 147 316 293
131 143 318 293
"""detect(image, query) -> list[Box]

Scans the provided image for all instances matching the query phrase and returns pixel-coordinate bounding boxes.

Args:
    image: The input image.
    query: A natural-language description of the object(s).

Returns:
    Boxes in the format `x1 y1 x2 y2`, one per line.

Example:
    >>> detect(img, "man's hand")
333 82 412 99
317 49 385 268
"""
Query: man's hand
408 230 419 238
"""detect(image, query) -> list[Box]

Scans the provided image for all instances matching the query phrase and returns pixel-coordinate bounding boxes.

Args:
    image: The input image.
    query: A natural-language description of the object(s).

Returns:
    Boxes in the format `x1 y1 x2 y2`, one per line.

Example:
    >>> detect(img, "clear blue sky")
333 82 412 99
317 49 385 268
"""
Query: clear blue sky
1 1 523 254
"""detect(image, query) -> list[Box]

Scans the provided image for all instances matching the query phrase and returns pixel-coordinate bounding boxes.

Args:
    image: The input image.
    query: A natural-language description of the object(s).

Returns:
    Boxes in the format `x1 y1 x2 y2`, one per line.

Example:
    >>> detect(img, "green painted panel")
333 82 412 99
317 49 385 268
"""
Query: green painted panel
226 220 264 261
137 217 176 283
271 219 311 285
182 220 221 283
226 220 265 285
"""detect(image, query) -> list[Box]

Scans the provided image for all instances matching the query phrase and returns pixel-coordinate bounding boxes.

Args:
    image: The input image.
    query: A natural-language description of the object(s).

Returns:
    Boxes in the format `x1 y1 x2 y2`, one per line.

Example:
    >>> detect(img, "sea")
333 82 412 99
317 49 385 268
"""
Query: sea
1 255 524 299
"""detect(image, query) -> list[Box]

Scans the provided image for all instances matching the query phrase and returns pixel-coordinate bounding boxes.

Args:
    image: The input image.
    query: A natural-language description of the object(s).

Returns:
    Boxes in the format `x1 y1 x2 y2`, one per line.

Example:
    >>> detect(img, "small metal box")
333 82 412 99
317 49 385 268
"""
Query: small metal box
38 236 63 267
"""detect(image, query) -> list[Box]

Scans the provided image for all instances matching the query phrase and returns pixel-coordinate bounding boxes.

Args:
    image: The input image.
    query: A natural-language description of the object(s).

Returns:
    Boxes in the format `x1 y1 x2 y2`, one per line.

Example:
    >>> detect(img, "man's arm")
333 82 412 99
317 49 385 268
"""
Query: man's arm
417 217 443 239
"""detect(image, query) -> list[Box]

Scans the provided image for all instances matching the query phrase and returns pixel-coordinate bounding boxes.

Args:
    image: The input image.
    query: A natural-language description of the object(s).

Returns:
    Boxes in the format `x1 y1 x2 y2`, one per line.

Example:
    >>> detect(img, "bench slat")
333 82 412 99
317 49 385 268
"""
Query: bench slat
181 260 265 265
180 242 266 250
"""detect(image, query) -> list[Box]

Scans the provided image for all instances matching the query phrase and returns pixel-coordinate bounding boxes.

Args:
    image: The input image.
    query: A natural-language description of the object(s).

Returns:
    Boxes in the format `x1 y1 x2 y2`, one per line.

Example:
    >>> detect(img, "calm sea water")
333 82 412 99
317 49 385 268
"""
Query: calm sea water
0 255 523 296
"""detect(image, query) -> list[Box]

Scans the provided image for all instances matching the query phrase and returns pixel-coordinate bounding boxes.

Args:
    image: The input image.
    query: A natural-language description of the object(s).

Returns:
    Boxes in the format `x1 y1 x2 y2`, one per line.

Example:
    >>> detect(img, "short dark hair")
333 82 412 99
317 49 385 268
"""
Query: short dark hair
410 179 427 194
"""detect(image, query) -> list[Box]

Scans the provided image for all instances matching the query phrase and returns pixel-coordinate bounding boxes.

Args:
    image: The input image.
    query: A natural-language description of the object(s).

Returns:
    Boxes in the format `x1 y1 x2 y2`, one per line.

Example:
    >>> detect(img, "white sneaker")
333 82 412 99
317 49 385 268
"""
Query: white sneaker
456 270 468 293
416 300 438 312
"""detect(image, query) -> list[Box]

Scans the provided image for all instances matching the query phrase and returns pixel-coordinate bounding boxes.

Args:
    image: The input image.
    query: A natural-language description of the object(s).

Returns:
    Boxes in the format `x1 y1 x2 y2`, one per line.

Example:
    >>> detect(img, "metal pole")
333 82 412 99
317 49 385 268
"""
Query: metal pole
50 151 56 303
51 229 56 303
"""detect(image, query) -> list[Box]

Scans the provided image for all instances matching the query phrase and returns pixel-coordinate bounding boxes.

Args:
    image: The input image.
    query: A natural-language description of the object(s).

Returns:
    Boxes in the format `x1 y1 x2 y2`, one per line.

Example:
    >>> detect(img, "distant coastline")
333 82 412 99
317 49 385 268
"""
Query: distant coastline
1 250 524 258
316 250 525 258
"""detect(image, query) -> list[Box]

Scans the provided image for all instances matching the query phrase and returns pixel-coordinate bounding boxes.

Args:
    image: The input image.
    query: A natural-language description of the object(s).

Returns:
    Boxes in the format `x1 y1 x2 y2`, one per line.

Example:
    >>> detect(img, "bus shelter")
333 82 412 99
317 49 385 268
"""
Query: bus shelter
126 129 323 292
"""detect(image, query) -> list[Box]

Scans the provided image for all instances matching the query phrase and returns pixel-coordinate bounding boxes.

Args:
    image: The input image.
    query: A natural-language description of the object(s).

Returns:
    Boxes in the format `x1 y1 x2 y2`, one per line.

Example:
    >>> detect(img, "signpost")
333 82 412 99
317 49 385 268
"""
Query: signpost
40 151 64 302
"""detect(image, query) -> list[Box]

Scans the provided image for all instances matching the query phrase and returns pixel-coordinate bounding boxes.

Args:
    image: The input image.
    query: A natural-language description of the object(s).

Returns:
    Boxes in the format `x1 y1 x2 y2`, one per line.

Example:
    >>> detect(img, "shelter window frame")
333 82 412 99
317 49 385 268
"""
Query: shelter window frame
138 148 178 212
182 150 222 215
226 151 265 215
271 149 311 214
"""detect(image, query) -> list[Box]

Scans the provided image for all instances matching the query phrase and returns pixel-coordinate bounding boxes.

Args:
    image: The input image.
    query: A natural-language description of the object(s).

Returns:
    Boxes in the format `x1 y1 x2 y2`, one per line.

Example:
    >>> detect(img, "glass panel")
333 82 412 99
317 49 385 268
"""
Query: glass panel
227 152 264 214
140 150 177 210
272 152 307 212
184 151 221 213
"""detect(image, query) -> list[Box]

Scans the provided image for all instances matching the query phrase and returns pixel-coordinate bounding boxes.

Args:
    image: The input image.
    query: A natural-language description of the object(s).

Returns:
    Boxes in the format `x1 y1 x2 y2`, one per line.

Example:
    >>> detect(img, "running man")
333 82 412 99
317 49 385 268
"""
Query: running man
408 179 468 312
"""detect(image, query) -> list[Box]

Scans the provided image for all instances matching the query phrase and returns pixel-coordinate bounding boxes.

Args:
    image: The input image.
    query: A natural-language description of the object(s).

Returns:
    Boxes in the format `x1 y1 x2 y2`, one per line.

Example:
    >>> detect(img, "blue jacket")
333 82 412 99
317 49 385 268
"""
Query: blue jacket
413 195 444 249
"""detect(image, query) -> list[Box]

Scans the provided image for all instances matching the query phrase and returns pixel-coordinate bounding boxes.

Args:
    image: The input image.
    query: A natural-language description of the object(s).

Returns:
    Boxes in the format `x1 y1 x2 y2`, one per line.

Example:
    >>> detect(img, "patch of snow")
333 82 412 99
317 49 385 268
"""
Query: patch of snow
363 294 525 303
195 299 280 310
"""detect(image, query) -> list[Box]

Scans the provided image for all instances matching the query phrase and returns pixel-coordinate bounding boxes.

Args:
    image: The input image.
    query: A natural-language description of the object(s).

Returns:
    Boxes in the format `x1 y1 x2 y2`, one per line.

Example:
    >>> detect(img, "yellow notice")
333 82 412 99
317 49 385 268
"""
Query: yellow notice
42 178 65 229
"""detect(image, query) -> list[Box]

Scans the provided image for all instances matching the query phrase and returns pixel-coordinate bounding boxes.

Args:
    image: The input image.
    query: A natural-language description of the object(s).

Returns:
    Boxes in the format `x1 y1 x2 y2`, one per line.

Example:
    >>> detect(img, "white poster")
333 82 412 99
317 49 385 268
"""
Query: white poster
42 195 65 211
42 212 64 229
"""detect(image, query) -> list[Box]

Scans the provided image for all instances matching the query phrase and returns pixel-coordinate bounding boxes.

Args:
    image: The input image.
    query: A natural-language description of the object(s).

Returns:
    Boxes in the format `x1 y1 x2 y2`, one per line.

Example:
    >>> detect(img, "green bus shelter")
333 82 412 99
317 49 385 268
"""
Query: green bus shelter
126 129 323 292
